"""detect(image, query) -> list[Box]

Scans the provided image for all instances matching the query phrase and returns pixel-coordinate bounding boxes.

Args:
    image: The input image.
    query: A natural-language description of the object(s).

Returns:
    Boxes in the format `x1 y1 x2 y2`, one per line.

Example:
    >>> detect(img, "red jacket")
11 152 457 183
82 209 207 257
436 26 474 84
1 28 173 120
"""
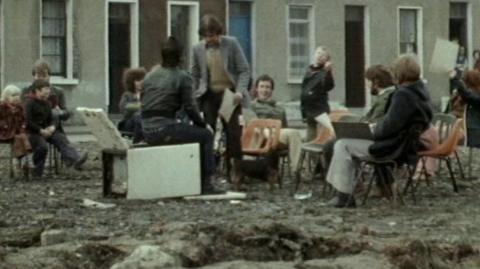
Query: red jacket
0 102 26 140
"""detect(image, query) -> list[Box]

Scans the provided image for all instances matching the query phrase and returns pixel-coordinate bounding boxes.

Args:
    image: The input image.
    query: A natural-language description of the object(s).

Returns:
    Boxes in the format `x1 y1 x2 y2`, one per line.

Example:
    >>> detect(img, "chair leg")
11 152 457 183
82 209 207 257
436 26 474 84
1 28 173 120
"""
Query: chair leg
294 150 306 193
420 157 432 186
54 147 59 175
9 145 14 179
409 164 418 203
279 156 285 181
314 153 325 194
360 164 374 206
445 157 459 193
468 147 473 179
453 151 465 181
286 154 292 180
376 166 393 201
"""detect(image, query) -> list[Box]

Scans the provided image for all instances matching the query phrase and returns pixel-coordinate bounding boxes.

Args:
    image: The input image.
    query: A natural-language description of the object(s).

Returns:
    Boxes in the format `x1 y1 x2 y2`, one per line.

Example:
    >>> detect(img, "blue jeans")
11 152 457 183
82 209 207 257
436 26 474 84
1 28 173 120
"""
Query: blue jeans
143 123 215 182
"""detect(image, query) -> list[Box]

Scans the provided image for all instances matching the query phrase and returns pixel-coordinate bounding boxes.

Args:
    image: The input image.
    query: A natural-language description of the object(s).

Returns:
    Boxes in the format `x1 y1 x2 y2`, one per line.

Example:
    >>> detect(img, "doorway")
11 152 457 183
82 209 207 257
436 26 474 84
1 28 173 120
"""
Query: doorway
229 1 252 64
108 3 130 113
449 2 468 67
345 6 365 108
167 1 199 69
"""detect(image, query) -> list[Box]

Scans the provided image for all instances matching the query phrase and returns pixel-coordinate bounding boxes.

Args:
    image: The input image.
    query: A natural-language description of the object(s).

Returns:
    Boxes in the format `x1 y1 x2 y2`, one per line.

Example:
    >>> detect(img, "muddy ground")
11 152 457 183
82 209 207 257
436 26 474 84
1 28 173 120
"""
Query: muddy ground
1 142 480 269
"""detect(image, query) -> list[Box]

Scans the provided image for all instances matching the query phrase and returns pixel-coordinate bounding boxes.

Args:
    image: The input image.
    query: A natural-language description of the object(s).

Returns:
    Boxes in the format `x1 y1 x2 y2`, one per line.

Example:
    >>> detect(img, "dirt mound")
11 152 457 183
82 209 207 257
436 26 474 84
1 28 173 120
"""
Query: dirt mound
385 240 478 269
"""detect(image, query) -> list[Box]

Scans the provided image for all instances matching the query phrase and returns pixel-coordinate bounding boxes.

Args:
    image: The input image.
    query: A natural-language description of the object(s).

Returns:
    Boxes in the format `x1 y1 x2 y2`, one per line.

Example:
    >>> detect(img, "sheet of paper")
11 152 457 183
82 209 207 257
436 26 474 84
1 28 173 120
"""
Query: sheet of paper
429 38 459 74
218 89 238 122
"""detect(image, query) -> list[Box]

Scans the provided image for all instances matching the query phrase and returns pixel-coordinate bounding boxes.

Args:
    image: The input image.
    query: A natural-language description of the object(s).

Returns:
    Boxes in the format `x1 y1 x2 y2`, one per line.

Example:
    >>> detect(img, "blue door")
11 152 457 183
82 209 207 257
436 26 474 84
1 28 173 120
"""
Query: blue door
229 2 252 63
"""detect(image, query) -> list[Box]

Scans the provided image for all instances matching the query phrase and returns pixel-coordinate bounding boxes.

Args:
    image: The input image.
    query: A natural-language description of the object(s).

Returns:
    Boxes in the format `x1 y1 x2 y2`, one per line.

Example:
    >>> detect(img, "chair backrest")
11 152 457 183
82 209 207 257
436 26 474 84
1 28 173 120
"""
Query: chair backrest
433 118 464 155
241 119 282 154
310 110 353 144
338 114 362 122
432 113 457 144
329 110 352 122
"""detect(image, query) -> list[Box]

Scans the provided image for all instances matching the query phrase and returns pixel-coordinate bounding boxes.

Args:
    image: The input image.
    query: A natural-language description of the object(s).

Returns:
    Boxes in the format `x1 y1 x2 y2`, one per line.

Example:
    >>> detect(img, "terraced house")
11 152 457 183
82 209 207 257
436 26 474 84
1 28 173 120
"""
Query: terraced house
227 0 480 112
0 0 225 123
1 0 479 124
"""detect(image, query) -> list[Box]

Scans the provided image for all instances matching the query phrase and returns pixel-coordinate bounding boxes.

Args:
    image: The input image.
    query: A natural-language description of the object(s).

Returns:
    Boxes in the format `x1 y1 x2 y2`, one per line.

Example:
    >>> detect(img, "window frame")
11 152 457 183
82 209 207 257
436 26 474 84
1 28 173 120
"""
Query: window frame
39 0 77 85
167 0 199 68
286 4 315 84
104 0 139 109
397 6 423 72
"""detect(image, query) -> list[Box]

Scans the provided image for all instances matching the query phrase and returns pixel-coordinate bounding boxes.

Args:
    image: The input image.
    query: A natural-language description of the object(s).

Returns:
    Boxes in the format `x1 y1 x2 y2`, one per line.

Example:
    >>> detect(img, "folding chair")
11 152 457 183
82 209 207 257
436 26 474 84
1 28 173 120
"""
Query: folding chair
353 123 425 205
277 148 291 181
431 113 458 176
241 119 282 189
415 119 465 193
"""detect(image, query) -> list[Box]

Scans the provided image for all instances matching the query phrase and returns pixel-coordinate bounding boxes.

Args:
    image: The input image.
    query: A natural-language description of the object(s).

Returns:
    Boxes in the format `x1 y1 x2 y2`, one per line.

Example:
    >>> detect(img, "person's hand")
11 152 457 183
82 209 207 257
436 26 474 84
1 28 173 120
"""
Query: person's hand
448 69 457 79
40 129 51 138
46 125 56 134
206 124 214 134
233 92 243 105
324 61 332 71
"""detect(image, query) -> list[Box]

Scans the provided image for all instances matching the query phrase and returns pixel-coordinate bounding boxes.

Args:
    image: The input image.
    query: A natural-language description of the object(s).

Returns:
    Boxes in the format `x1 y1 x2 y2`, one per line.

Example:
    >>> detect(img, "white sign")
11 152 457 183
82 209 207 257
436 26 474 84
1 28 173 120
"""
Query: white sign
429 38 459 74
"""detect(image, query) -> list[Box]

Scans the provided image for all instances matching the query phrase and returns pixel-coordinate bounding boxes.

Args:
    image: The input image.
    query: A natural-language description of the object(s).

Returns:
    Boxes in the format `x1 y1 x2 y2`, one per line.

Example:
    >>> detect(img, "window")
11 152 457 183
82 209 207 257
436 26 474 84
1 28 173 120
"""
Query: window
41 0 74 81
398 7 423 70
288 5 313 82
168 1 199 69
399 9 418 54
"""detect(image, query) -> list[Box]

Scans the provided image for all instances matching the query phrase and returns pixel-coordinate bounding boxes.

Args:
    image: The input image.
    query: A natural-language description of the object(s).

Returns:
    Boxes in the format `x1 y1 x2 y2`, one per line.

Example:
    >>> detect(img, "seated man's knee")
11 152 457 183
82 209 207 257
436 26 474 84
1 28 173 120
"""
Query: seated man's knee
36 143 48 156
334 139 347 150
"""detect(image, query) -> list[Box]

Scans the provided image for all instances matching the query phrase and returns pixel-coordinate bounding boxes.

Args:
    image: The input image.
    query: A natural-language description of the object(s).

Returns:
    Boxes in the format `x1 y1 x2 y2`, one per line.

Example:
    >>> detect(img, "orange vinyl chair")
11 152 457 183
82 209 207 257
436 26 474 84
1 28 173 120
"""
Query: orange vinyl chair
415 119 465 193
241 119 282 188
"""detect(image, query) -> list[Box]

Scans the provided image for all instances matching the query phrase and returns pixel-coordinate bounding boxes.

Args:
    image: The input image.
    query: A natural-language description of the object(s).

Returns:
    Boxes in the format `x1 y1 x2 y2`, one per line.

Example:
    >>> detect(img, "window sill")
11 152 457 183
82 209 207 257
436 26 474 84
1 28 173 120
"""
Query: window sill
50 77 79 86
287 79 302 84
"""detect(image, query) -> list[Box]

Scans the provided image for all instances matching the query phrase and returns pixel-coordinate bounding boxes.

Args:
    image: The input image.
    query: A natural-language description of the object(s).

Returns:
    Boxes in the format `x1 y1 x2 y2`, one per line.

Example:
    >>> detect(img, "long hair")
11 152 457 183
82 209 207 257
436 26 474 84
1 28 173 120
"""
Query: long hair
32 58 51 76
198 15 223 37
392 54 421 84
0 85 21 102
365 65 394 89
463 70 480 92
122 68 146 93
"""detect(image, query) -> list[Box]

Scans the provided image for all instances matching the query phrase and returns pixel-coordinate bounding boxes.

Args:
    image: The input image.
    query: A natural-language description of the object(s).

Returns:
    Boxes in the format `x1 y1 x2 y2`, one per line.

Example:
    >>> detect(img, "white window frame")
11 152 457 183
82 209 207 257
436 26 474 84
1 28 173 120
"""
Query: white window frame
104 0 139 108
466 2 473 69
397 6 424 72
362 6 371 110
286 4 315 84
0 0 4 89
40 0 77 85
167 1 200 58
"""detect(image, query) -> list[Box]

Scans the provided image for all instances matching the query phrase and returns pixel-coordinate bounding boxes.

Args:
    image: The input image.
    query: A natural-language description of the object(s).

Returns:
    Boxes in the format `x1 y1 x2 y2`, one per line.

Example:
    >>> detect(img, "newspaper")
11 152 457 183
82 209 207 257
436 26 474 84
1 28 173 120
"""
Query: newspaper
218 89 238 122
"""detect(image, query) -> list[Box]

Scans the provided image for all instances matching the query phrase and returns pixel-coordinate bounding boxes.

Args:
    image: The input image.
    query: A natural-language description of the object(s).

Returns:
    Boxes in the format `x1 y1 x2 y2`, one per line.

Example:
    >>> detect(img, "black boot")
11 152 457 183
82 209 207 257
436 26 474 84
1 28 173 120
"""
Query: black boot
201 176 225 195
330 192 356 208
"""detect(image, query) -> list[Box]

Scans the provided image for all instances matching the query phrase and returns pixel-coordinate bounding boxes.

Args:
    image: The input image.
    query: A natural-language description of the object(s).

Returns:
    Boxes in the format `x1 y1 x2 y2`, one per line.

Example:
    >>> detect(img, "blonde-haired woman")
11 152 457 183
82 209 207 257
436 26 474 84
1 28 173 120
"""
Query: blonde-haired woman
0 85 32 176
301 46 335 141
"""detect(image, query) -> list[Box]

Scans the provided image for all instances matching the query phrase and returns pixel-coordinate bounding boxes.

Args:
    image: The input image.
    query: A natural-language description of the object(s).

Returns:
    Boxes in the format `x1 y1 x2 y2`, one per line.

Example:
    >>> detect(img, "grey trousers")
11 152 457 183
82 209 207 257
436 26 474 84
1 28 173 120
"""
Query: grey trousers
29 131 81 176
326 138 373 194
